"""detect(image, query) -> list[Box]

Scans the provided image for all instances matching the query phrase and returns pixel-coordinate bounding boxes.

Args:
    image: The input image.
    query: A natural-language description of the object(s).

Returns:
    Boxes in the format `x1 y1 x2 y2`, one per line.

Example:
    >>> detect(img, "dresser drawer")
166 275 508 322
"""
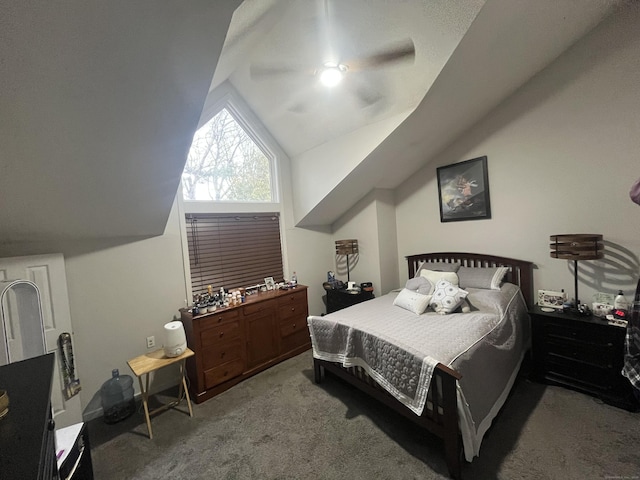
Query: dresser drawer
204 359 244 389
243 300 274 316
201 320 241 348
278 301 307 321
202 338 244 370
280 327 310 354
279 315 308 338
277 289 307 307
197 309 239 331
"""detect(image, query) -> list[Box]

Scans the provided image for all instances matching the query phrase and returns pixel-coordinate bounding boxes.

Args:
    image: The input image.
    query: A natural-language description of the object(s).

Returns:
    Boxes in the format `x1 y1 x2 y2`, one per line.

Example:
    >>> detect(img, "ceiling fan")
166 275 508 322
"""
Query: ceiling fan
250 38 415 84
248 0 415 108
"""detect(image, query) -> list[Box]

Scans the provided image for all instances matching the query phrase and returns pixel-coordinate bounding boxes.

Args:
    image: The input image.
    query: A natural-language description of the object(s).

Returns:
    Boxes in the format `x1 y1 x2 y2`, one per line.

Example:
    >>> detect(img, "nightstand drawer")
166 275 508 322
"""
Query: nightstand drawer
545 337 617 368
542 321 617 345
544 355 616 391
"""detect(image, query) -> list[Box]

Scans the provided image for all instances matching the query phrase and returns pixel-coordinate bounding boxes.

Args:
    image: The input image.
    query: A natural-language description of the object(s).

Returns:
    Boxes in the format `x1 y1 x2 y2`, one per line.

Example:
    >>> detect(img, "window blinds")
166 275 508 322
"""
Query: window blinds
186 213 284 297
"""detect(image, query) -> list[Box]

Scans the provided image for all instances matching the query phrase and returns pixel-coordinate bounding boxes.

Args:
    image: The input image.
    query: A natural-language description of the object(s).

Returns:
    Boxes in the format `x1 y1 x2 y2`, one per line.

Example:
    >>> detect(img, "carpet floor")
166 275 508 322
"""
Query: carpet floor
88 350 640 479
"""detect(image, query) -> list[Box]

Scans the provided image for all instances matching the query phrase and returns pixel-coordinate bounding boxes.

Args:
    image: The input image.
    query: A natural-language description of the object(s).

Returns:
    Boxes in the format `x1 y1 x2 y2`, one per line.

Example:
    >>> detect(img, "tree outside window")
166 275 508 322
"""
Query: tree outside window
182 107 273 202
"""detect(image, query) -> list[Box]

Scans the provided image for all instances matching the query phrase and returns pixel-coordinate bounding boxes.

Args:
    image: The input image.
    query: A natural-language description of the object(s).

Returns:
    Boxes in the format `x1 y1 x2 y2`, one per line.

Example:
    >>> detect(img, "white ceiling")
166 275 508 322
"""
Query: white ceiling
212 0 485 158
0 0 624 246
208 0 622 228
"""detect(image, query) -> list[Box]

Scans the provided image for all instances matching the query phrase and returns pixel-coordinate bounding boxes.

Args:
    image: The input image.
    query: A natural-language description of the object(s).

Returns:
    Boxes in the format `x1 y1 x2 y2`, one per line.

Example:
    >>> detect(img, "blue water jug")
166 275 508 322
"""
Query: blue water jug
100 369 135 424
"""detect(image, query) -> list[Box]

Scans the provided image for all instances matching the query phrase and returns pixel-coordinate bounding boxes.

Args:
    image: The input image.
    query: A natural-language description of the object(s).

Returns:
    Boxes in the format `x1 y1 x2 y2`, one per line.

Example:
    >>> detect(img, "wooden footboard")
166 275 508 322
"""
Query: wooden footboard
314 357 463 480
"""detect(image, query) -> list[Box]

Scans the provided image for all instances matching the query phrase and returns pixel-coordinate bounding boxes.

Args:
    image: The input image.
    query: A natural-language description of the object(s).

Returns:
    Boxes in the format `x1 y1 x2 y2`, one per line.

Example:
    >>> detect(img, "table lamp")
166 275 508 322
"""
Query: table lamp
335 239 358 282
550 234 603 313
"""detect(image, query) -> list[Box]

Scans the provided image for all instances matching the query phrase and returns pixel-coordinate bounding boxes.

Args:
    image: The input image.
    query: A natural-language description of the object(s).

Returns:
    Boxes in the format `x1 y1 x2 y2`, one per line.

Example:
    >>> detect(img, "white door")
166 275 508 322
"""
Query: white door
0 254 82 428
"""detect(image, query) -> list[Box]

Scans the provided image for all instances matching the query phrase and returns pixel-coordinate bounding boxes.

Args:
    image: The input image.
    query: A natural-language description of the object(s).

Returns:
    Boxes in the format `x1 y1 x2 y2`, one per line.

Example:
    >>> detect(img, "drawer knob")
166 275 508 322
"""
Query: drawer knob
291 307 295 312
219 332 224 338
293 323 296 328
221 352 226 358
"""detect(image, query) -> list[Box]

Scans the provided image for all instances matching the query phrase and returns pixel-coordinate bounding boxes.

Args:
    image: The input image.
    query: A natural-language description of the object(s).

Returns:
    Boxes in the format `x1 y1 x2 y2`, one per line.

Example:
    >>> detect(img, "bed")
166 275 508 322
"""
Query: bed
307 252 533 480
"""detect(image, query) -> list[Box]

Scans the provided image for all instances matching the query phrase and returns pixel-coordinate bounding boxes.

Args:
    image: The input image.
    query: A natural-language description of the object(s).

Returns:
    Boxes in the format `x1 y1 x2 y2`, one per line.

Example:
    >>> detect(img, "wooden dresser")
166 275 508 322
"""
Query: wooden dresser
180 286 310 403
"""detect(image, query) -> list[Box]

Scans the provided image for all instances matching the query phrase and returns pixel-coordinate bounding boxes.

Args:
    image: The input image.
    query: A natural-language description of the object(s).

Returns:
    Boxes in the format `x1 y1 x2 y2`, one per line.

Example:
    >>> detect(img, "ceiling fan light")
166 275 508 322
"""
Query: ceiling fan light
319 64 345 87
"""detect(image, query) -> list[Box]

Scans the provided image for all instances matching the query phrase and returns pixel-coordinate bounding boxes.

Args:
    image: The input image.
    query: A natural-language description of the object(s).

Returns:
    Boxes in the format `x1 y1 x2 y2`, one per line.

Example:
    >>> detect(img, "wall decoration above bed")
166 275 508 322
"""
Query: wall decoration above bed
437 156 491 222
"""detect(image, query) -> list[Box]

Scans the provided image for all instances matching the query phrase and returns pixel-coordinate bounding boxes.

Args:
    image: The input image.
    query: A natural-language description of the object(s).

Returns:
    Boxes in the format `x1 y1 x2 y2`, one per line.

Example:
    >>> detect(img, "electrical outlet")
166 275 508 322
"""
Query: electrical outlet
146 336 155 349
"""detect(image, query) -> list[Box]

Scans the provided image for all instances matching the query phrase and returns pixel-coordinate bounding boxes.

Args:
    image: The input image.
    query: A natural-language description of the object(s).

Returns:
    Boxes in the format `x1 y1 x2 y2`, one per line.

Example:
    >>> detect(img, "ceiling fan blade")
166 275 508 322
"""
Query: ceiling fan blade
249 63 315 80
345 77 383 108
346 38 415 71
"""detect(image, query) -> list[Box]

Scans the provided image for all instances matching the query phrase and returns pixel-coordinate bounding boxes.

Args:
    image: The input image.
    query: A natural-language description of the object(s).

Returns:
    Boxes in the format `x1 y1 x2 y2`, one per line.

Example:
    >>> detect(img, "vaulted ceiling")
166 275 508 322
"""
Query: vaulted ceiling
0 0 622 246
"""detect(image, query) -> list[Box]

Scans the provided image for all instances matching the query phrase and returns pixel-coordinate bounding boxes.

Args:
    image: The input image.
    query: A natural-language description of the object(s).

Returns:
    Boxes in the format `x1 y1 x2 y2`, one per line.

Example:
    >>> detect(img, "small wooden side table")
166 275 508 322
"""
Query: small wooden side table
127 347 195 439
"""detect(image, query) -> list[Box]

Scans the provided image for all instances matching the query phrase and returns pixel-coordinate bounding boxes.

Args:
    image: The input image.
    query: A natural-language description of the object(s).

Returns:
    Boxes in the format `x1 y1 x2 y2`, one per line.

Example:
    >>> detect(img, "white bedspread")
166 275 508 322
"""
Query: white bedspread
307 283 529 461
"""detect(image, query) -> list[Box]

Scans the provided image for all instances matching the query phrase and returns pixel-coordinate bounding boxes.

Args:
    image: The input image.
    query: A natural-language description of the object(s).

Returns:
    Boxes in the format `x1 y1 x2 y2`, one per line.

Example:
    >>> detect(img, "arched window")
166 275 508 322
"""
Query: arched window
181 105 275 203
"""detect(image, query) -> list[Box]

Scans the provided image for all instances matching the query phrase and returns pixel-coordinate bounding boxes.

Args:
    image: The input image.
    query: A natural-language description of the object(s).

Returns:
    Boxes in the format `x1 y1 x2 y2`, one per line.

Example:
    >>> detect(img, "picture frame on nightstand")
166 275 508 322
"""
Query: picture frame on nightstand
537 289 566 309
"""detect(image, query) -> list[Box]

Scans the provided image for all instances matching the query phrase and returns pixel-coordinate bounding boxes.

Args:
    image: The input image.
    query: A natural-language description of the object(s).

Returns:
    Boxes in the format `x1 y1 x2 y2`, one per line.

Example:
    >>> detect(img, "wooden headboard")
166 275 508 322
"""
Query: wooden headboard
406 252 534 308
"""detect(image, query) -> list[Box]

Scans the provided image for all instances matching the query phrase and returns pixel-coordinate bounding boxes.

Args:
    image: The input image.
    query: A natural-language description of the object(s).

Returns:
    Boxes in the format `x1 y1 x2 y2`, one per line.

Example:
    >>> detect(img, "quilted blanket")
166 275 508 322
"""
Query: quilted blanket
307 283 529 461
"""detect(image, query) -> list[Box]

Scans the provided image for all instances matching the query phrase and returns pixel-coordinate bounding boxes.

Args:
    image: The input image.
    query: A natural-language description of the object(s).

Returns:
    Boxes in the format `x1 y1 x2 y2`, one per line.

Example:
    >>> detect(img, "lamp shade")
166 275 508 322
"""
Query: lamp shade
550 234 603 260
550 234 603 312
335 239 358 255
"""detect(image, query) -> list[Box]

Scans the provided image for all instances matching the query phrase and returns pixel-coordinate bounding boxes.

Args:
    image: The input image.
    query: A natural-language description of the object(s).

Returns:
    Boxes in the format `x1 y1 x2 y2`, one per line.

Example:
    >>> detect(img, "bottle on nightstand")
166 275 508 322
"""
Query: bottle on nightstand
615 290 629 311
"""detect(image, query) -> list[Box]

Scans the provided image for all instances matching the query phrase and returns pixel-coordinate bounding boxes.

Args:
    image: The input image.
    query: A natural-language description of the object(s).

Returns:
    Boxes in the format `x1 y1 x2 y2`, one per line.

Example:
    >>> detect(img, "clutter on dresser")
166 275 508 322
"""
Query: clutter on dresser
179 285 310 404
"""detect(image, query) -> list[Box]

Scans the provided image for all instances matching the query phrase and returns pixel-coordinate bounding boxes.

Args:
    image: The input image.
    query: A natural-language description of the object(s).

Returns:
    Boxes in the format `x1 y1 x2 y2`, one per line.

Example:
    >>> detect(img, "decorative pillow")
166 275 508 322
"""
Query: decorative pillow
430 280 469 315
393 288 432 315
419 269 459 295
457 266 510 290
416 261 461 277
459 298 471 313
405 276 433 296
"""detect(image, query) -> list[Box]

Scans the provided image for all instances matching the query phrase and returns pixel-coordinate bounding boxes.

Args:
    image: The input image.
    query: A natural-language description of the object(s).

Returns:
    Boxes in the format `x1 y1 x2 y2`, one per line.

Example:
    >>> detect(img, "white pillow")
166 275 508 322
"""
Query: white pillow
430 280 469 315
419 269 459 295
393 288 432 315
457 266 510 290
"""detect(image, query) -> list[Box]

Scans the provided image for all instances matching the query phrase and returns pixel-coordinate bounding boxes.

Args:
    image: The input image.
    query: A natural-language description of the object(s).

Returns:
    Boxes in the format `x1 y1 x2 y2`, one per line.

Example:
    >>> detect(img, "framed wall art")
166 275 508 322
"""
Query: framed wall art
436 156 491 222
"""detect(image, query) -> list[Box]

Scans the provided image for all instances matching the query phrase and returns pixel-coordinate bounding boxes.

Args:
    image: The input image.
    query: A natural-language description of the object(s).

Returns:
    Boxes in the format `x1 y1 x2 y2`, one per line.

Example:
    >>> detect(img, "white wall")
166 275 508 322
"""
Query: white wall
291 111 410 223
332 189 400 296
64 199 189 418
395 5 640 302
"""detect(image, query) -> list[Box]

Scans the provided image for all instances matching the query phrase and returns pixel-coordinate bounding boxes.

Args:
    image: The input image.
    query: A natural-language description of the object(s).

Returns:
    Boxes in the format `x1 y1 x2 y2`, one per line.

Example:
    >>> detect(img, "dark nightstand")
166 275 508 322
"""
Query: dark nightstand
326 288 374 314
530 305 638 411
